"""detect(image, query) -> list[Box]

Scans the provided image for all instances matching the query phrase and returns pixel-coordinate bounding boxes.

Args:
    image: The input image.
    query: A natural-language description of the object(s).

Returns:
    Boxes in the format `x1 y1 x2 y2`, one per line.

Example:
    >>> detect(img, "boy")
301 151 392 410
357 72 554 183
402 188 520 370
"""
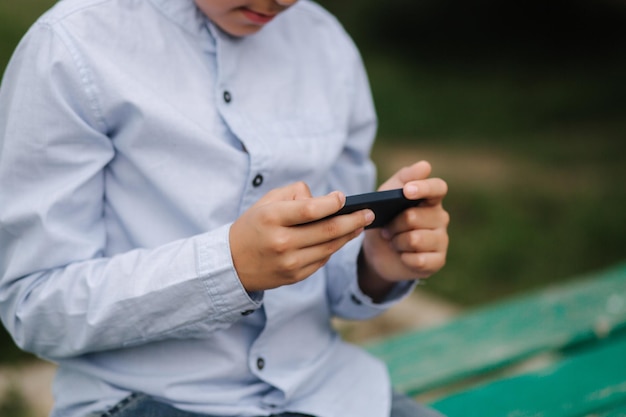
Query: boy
0 0 449 416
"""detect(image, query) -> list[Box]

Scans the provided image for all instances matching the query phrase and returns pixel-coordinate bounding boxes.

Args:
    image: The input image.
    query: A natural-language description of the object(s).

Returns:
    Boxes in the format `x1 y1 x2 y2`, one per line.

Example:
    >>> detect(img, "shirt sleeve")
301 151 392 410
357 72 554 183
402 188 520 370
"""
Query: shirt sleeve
322 24 416 320
0 21 260 360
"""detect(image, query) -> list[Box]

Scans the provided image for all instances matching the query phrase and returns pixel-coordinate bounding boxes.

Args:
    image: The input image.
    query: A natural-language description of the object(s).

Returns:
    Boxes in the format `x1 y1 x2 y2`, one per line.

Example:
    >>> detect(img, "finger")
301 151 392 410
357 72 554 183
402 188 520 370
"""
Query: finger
399 251 447 279
277 190 347 227
378 161 432 191
402 177 448 205
296 209 372 247
289 227 364 274
389 228 449 254
386 204 450 235
258 181 314 205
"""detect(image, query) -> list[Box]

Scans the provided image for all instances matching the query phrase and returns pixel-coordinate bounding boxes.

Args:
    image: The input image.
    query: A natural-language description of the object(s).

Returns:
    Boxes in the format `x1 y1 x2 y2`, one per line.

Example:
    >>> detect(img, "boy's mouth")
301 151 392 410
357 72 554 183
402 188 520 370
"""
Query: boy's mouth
240 8 276 24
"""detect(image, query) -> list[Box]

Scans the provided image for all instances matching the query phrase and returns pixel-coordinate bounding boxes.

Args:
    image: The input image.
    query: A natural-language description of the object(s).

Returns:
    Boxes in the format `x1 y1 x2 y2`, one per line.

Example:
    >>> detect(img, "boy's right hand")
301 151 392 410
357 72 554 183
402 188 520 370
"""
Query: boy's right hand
229 182 374 292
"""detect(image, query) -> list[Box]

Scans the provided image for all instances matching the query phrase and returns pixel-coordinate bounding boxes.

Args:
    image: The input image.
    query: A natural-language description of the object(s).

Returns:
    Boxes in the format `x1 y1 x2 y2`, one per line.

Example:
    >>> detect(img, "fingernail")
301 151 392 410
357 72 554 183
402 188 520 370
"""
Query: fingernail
364 210 375 224
406 184 419 197
381 228 391 240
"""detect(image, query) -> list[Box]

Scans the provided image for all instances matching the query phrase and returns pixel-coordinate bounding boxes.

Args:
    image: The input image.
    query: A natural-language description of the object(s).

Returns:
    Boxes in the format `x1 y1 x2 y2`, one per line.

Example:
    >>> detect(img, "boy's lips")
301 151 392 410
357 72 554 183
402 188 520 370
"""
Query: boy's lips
240 8 276 24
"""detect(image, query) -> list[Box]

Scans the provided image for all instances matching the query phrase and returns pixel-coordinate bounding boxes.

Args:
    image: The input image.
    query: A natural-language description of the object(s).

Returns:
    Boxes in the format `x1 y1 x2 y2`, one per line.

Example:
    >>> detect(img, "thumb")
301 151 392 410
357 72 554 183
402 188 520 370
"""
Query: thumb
257 181 314 205
378 161 432 191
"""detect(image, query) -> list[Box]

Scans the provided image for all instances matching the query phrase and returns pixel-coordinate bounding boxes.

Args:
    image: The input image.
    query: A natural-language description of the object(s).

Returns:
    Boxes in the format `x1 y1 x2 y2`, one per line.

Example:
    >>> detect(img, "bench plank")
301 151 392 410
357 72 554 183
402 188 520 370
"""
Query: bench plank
366 262 626 396
429 332 626 417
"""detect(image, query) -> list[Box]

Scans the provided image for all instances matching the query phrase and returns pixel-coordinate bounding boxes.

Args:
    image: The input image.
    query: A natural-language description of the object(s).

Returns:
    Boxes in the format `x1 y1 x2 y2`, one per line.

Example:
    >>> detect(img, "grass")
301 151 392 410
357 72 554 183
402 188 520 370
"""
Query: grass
365 52 626 141
361 30 626 306
434 177 626 305
0 1 54 70
1 0 625 361
373 126 626 306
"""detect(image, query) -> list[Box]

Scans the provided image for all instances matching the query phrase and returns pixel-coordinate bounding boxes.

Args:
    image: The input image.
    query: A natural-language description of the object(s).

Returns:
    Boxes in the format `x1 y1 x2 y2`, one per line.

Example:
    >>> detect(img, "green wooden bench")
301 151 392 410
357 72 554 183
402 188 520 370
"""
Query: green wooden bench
366 261 626 416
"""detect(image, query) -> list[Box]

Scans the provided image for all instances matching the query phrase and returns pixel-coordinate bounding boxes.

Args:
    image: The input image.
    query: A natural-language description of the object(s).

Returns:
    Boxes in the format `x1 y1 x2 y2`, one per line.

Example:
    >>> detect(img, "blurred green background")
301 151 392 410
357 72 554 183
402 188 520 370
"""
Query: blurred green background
1 0 625 368
320 0 626 301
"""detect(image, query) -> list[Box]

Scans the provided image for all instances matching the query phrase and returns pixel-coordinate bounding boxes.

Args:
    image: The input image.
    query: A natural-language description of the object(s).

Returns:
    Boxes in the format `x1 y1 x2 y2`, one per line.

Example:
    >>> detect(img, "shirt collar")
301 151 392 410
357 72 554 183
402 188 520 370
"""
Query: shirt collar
148 0 208 36
148 0 217 52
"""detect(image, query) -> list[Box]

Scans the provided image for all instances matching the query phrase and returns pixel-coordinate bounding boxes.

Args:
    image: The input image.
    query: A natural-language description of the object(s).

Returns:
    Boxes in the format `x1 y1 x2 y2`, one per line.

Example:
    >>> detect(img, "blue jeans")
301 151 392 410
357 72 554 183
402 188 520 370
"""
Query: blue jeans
88 391 445 417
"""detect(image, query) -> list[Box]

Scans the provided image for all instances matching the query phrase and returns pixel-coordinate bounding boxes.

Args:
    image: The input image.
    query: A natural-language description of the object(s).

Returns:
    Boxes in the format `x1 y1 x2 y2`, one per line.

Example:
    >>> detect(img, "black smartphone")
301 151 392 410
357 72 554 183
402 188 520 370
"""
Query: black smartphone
327 188 424 229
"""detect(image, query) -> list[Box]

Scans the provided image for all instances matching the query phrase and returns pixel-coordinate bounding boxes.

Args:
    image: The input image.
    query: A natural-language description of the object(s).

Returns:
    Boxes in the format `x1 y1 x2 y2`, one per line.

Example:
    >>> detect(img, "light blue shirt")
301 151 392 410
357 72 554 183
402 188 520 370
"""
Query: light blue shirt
0 1 415 416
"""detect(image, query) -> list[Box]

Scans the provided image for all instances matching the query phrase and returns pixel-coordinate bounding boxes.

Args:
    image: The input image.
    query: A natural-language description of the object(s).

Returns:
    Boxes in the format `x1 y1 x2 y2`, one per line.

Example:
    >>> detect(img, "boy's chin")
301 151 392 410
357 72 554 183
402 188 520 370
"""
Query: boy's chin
217 22 265 37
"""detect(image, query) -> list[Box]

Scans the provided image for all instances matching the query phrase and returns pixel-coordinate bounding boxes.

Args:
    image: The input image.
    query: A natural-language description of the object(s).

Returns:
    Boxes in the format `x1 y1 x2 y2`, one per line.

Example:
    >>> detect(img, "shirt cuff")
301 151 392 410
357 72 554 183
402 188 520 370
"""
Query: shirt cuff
335 277 419 321
194 223 263 323
352 278 418 307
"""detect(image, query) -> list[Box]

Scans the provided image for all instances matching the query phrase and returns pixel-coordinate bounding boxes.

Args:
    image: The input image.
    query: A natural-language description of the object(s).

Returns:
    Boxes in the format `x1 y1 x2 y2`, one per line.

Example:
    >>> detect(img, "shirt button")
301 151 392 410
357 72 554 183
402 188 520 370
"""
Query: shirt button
256 357 265 370
350 294 363 305
223 90 232 103
241 309 254 316
252 174 264 187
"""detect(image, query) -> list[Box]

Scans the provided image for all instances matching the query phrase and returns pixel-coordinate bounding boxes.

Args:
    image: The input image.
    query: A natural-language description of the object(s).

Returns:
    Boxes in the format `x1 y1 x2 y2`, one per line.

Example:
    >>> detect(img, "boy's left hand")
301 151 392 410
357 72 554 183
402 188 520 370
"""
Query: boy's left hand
360 161 449 296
